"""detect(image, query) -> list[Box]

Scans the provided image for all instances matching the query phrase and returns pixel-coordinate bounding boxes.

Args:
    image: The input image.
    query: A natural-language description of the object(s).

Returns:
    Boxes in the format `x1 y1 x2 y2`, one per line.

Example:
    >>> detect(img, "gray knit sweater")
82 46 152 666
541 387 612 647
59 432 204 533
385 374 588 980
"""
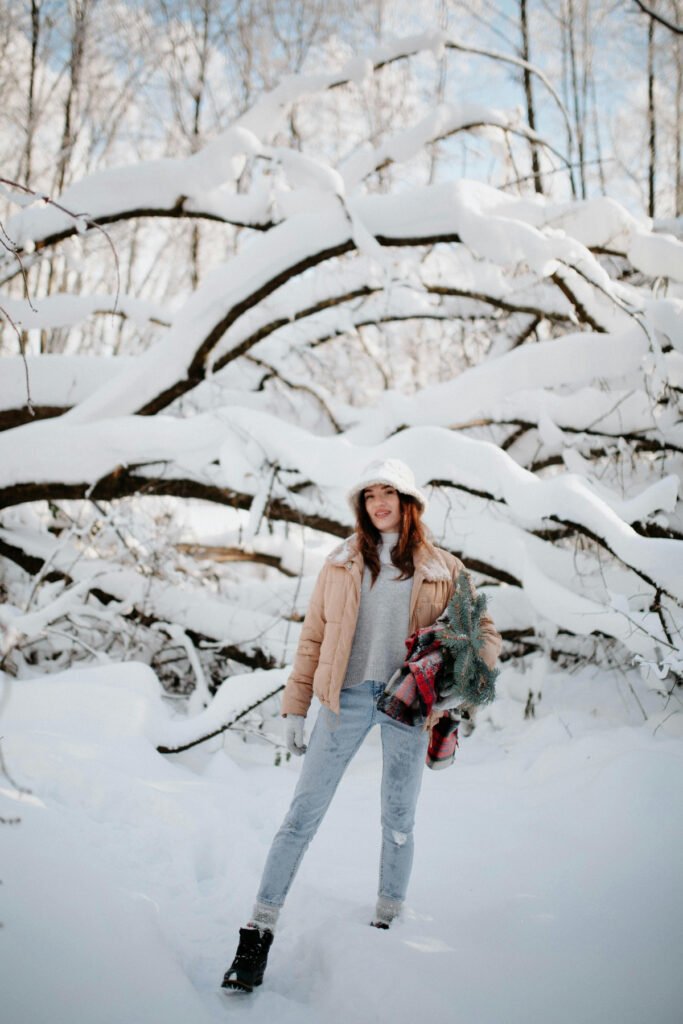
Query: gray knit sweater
342 533 413 688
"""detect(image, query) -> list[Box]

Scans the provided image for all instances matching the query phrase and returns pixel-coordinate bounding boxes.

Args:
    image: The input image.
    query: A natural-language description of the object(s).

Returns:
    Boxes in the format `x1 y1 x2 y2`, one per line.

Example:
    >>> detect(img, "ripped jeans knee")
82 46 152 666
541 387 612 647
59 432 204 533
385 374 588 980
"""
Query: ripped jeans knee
378 822 416 903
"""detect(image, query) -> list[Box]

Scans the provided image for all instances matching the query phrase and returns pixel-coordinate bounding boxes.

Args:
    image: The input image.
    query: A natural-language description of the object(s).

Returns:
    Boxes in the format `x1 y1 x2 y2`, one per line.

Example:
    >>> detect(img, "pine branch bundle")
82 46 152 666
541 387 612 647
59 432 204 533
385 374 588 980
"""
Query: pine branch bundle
436 572 499 707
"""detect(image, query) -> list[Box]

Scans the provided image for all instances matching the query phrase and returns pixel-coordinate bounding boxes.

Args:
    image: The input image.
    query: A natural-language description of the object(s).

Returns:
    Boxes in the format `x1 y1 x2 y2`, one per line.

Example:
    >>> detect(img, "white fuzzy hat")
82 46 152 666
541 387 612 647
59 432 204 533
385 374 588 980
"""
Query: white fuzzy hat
347 458 428 514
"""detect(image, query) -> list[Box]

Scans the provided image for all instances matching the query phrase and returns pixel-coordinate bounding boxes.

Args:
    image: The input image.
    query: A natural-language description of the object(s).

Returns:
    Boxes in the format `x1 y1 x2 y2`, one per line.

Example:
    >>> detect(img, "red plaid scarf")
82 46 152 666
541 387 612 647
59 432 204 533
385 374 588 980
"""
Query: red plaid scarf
377 626 460 770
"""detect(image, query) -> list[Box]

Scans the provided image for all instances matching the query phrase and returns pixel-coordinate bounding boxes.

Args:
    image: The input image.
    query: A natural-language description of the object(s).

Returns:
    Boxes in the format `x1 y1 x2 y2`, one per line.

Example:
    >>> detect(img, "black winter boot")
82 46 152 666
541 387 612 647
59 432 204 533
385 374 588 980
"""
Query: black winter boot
221 927 274 993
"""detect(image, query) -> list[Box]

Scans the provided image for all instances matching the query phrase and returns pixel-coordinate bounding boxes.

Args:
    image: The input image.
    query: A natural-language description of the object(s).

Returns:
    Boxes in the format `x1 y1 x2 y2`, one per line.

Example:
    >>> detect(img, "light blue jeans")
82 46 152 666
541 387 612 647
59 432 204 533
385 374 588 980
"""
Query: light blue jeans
256 679 429 911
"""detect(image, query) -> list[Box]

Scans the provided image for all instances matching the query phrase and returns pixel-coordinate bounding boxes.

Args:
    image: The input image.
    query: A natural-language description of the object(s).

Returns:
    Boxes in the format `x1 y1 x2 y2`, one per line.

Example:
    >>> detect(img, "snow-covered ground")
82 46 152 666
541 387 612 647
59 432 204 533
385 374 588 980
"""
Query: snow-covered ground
2 662 681 1024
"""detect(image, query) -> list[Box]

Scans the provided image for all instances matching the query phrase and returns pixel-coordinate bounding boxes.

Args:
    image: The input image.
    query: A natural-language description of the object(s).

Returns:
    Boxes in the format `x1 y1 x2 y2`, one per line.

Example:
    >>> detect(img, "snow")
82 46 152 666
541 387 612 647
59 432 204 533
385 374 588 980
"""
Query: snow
628 229 683 281
46 180 674 423
0 414 229 485
1 29 682 1023
270 148 346 196
6 126 265 249
0 294 168 332
61 199 354 422
212 409 683 602
347 326 651 436
0 356 135 410
0 525 300 668
3 34 453 256
0 391 679 669
340 100 536 189
2 662 681 1024
237 32 444 141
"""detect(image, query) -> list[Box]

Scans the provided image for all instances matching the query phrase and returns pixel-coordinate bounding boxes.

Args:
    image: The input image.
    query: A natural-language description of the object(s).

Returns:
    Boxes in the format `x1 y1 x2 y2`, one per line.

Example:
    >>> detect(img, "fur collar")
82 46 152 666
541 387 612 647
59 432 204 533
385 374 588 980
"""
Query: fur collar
328 533 452 582
328 534 359 566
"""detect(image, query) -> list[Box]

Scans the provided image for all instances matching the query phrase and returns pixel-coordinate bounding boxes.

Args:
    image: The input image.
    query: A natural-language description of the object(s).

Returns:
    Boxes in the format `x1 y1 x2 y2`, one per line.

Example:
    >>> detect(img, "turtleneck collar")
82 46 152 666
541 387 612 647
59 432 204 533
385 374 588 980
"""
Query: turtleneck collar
379 531 399 564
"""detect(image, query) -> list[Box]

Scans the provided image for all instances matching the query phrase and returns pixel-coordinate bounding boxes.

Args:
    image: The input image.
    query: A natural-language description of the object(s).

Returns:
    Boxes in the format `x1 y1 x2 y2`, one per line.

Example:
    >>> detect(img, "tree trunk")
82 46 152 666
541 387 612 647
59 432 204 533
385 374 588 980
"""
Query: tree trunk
23 0 41 187
55 0 90 196
648 6 657 218
567 0 587 198
520 0 544 194
671 0 682 215
590 70 606 195
189 1 211 290
428 0 448 185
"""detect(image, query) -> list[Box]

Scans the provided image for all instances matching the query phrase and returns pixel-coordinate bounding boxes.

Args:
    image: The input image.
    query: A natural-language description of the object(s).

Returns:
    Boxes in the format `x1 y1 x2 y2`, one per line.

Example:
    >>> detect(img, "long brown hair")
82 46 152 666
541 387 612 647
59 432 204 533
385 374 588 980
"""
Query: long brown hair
355 491 427 585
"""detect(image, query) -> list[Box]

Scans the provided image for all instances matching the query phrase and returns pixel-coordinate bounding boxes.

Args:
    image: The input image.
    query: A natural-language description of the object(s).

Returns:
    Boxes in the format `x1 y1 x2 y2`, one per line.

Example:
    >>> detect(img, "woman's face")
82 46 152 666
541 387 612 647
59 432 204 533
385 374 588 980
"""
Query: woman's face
363 484 402 533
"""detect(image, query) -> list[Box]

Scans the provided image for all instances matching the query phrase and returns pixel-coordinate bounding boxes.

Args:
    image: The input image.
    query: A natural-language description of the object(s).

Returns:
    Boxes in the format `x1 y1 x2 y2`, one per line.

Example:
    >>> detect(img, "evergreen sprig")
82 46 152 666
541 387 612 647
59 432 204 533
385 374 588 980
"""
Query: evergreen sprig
437 572 498 707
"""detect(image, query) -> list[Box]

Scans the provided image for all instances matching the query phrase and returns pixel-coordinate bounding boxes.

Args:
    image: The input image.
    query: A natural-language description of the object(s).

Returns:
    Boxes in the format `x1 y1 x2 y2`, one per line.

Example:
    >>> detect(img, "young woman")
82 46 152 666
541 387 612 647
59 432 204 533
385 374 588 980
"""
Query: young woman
221 458 502 992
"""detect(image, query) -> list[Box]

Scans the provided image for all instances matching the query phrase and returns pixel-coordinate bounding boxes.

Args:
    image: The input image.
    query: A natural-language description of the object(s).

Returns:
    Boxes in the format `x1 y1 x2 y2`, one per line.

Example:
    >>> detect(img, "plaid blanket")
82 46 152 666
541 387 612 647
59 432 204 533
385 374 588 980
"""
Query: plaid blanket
378 630 442 726
377 625 462 770
377 572 499 770
427 713 460 770
376 569 499 770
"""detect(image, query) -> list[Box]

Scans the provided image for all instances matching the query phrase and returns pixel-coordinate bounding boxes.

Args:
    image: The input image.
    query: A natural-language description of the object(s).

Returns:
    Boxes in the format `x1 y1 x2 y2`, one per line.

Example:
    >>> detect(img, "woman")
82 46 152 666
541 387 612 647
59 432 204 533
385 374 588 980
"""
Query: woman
221 458 501 992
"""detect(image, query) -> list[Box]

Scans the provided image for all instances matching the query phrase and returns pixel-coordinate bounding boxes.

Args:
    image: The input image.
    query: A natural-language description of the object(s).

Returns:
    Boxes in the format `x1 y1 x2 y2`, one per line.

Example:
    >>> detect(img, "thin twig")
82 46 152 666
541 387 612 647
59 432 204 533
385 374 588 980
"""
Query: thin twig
633 0 683 35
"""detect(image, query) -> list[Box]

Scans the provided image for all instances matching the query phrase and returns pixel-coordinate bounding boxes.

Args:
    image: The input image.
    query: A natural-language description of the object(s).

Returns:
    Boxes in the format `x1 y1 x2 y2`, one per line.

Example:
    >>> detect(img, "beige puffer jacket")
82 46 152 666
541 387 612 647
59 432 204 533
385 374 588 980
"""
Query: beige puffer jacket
281 534 502 718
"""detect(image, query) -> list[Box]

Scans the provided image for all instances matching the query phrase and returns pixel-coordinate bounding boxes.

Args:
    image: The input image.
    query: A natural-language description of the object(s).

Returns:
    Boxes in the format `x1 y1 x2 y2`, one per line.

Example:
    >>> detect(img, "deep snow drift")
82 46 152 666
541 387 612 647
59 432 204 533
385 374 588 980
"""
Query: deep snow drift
1 662 681 1024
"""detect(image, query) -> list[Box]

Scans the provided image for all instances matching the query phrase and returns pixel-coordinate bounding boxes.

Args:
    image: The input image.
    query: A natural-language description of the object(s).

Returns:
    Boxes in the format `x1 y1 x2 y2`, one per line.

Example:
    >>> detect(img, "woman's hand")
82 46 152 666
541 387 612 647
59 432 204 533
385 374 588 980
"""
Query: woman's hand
284 715 307 756
424 708 447 731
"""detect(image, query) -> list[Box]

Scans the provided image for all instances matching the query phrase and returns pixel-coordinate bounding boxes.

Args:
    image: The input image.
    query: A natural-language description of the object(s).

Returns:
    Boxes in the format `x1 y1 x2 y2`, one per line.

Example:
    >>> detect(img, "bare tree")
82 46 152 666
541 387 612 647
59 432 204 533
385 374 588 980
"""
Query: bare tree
519 0 544 194
1 9 682 706
675 0 683 213
633 0 683 35
20 0 42 188
0 32 681 697
647 3 657 217
54 0 93 195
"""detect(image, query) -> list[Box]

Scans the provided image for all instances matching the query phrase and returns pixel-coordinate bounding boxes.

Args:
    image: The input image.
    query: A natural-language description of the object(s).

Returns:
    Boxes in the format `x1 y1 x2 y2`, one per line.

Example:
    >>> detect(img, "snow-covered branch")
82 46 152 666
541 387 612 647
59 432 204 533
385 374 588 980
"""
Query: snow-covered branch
339 103 572 190
44 181 678 423
0 528 296 672
2 23 682 701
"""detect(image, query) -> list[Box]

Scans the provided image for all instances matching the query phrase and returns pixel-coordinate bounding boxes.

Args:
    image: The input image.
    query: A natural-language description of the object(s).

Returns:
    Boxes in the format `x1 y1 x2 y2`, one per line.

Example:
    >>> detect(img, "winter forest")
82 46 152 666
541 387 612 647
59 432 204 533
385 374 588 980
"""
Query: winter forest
1 1 682 1022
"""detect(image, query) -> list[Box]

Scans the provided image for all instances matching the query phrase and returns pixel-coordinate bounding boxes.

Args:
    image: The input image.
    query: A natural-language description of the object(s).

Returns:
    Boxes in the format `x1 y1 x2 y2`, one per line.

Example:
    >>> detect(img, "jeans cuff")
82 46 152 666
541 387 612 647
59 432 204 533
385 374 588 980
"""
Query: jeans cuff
250 901 281 932
374 895 403 925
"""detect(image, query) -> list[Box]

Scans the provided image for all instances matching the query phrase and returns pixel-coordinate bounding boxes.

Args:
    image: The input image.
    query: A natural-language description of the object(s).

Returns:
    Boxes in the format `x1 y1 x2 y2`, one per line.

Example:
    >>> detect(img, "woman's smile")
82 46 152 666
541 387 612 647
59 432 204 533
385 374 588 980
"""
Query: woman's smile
364 484 401 532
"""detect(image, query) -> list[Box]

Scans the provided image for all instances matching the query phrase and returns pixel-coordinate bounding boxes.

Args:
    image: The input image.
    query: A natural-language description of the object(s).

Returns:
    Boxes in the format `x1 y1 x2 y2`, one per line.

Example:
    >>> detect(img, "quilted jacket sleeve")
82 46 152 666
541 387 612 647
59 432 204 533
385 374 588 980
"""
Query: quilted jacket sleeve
479 608 502 670
280 563 328 718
